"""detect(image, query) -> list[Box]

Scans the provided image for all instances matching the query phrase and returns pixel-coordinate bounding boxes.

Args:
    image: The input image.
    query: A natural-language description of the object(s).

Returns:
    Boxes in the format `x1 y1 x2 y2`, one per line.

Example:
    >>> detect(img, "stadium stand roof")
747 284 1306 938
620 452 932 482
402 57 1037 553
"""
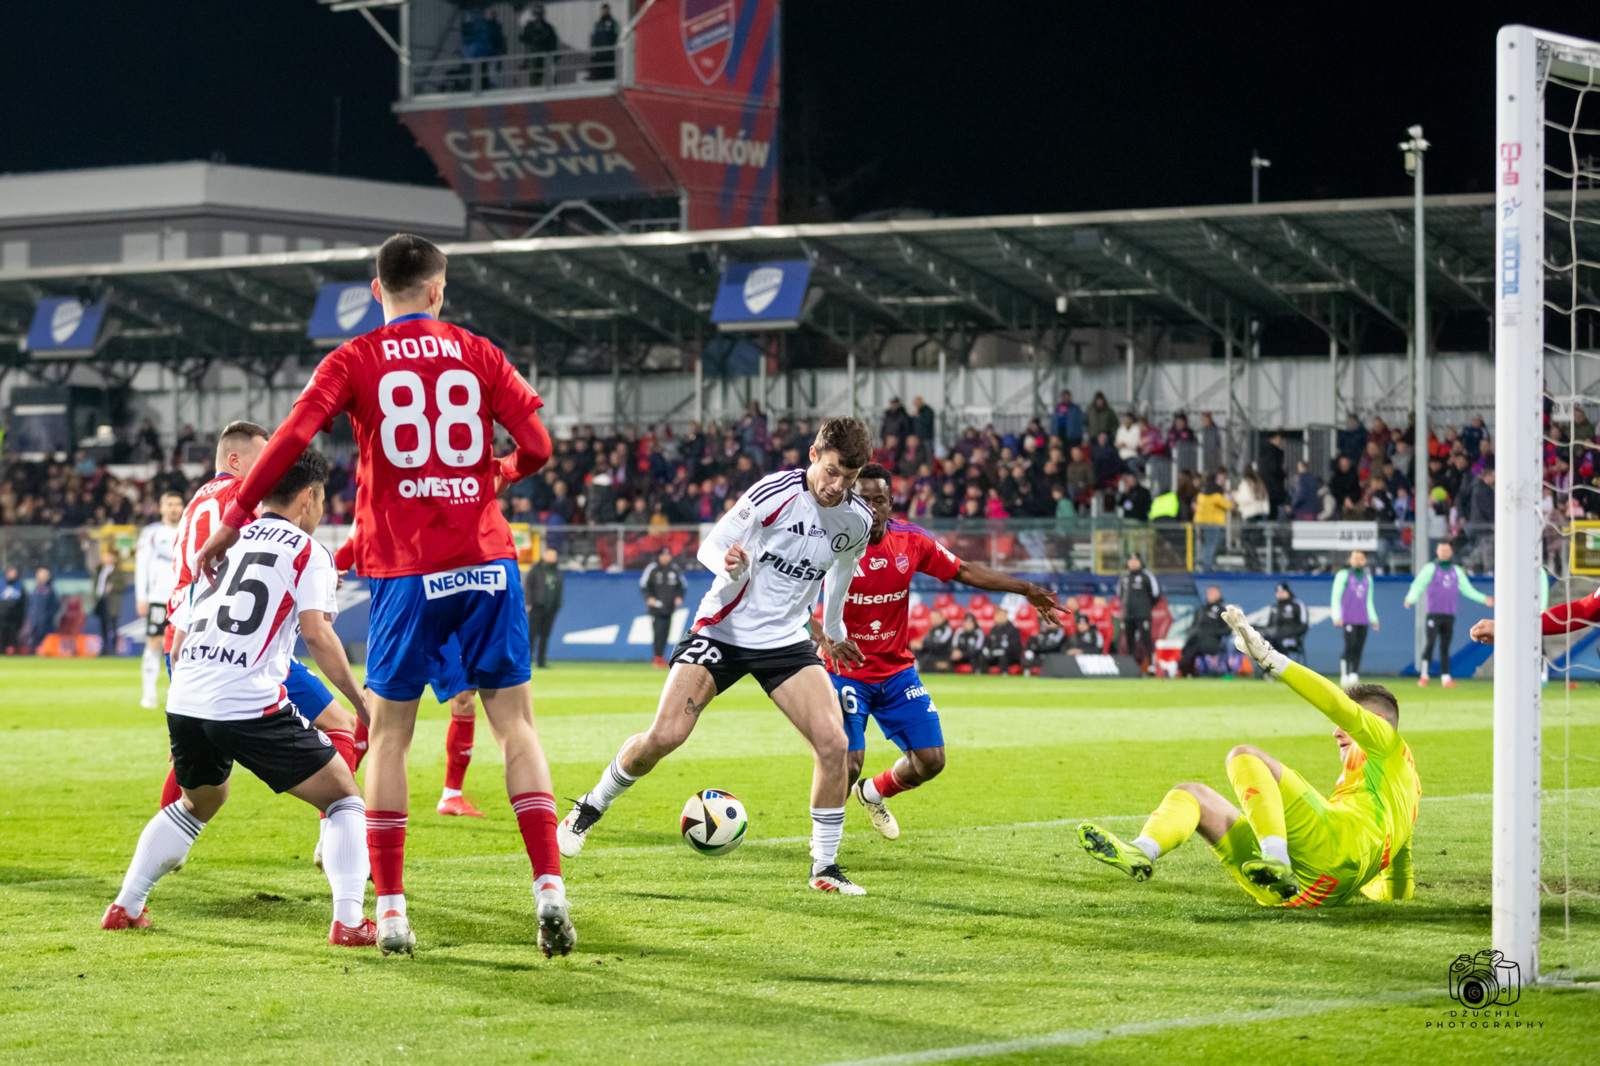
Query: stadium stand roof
0 188 1570 378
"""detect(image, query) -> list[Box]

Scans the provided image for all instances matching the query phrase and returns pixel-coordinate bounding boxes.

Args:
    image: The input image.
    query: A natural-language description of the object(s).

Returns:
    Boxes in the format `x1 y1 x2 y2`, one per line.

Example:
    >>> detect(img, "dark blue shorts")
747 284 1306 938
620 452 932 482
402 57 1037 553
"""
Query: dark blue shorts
285 658 336 720
429 634 473 703
366 559 529 701
831 665 944 754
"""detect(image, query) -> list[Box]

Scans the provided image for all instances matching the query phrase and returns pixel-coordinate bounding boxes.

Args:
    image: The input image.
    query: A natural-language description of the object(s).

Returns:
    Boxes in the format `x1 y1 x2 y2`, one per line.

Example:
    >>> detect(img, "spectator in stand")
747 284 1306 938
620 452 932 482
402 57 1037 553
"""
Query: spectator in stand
1089 431 1121 488
908 483 936 519
873 434 899 469
24 566 60 654
1115 412 1143 470
1194 473 1234 570
1117 472 1151 521
1329 455 1361 512
1200 411 1224 473
1138 415 1165 462
912 396 936 446
1025 614 1068 669
590 2 618 79
1258 430 1286 519
1054 389 1084 447
1167 411 1196 452
1472 438 1495 476
739 401 768 467
950 614 985 670
1570 408 1593 450
934 480 961 519
1359 440 1385 482
983 608 1024 674
1366 478 1396 523
1287 460 1319 519
1440 452 1470 503
548 479 575 524
1232 463 1269 522
1117 553 1160 674
0 567 24 653
1086 391 1118 442
953 425 983 461
881 397 912 444
521 4 560 86
1367 416 1393 456
913 609 956 673
984 488 1009 518
1337 412 1367 462
1460 468 1496 570
1065 446 1095 510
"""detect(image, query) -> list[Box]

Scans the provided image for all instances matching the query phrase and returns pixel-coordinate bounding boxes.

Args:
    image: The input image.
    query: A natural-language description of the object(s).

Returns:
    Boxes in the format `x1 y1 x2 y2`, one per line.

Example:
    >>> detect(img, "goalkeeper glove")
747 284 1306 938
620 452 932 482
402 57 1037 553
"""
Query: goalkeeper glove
1222 605 1290 679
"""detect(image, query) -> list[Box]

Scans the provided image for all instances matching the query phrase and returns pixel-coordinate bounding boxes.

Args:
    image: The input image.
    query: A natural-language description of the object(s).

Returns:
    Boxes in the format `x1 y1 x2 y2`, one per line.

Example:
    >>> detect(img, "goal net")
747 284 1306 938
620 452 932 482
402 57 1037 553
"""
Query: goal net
1497 24 1600 982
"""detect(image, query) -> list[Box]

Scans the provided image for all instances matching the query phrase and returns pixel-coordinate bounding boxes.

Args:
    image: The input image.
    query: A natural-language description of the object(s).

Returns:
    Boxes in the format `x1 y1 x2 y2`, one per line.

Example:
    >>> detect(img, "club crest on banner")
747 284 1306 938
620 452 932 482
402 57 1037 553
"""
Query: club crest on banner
681 0 734 86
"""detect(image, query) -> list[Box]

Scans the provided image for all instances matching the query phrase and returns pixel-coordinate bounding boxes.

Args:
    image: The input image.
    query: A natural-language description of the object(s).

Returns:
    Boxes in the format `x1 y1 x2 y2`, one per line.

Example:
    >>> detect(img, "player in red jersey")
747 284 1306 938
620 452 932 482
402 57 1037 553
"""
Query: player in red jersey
193 234 570 957
159 422 364 846
814 464 1060 838
334 511 485 818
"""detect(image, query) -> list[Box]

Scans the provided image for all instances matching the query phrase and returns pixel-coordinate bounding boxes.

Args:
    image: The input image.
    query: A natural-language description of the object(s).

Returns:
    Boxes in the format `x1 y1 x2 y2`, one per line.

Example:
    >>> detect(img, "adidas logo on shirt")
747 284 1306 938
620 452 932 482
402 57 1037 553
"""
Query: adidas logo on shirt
788 522 807 536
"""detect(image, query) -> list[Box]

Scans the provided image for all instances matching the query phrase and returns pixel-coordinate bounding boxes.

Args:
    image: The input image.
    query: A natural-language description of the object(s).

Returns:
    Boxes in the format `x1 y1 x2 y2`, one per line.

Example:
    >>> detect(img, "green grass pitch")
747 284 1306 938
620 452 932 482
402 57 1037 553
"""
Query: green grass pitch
1 659 1597 1064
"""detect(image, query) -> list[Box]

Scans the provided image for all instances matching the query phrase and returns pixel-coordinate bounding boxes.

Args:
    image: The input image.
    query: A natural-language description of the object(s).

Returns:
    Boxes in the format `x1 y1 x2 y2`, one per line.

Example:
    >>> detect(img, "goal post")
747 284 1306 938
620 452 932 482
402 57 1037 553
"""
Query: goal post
1495 24 1600 981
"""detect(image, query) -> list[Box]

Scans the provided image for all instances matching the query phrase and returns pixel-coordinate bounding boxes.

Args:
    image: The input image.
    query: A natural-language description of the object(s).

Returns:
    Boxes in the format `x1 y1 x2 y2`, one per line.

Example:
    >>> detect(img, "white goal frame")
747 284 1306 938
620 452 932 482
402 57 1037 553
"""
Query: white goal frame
1495 24 1600 979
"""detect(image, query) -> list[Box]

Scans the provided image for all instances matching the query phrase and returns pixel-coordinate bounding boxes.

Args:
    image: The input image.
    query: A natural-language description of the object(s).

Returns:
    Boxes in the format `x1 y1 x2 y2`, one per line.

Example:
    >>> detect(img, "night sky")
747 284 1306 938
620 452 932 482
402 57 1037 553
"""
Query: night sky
3 1 1596 220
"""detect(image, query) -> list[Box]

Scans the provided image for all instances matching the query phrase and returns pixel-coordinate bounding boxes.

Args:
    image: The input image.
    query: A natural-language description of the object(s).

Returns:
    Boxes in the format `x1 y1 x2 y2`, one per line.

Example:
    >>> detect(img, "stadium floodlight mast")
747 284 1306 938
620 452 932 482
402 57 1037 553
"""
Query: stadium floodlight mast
1495 23 1600 981
1400 125 1429 674
1250 150 1270 204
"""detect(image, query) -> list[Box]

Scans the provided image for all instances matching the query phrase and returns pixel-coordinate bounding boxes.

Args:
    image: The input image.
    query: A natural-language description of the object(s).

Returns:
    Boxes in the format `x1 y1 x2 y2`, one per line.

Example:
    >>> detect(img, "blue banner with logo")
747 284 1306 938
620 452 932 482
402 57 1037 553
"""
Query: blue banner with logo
711 260 811 327
307 282 385 341
304 571 1500 674
25 297 108 355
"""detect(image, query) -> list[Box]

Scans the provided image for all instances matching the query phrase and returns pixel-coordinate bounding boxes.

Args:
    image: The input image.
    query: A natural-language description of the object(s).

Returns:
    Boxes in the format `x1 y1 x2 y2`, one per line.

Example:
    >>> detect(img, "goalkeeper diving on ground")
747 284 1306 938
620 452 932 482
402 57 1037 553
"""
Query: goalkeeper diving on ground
1076 606 1420 907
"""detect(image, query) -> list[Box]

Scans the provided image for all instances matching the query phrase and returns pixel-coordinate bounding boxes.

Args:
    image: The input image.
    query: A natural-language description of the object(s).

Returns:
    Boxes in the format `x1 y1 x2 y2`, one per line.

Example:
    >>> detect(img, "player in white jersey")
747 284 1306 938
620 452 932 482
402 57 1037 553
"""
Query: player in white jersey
103 448 377 946
135 492 184 708
560 418 876 894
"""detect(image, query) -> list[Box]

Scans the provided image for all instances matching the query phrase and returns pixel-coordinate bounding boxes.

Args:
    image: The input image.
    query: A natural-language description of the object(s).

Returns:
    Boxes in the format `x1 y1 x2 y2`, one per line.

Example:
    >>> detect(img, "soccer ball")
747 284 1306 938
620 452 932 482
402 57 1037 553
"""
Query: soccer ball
680 789 748 856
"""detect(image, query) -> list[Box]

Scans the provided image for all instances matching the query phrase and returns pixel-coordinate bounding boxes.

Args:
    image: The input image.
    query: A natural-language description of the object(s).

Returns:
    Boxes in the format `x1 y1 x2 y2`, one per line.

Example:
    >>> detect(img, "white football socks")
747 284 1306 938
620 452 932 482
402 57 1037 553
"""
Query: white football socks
1131 835 1162 862
535 874 565 897
860 778 884 803
439 787 462 801
587 758 638 812
115 802 205 914
322 796 369 927
141 644 161 703
377 894 407 919
810 807 846 873
1260 834 1292 868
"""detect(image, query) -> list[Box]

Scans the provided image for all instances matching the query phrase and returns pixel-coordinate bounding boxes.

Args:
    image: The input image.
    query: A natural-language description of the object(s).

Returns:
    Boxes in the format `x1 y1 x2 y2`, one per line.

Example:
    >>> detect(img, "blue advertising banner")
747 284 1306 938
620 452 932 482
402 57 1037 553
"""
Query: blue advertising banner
25 297 107 355
711 260 811 329
301 571 1494 675
307 282 385 341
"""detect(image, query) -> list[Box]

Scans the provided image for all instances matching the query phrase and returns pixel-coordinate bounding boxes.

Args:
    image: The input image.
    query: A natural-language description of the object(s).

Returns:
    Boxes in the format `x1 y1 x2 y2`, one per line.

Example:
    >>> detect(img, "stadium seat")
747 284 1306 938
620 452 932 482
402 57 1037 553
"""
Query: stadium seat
954 662 973 674
908 602 932 641
1013 603 1040 640
968 594 996 631
933 592 958 613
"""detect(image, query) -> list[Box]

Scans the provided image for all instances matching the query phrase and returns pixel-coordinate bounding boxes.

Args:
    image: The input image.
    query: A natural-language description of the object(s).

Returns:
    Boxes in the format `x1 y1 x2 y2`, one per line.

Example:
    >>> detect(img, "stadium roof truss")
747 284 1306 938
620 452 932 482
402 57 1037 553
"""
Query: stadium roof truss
0 190 1581 379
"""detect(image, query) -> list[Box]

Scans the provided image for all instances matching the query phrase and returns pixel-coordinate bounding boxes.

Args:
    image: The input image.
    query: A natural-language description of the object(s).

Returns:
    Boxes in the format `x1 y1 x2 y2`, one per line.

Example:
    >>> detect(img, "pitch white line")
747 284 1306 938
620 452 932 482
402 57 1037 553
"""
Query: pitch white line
815 989 1441 1066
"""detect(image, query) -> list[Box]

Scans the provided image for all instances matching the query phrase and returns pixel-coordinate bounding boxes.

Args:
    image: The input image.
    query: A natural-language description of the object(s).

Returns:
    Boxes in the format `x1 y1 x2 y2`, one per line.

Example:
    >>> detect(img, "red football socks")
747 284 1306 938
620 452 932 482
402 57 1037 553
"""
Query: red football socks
324 729 358 774
444 715 475 792
159 767 182 809
872 766 911 800
366 811 408 897
352 720 369 768
510 792 560 881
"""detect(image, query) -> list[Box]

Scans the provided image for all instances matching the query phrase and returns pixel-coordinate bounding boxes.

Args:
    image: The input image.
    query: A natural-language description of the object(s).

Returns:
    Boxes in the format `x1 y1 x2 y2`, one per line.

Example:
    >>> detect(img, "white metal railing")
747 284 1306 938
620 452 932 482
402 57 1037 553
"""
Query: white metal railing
408 46 620 99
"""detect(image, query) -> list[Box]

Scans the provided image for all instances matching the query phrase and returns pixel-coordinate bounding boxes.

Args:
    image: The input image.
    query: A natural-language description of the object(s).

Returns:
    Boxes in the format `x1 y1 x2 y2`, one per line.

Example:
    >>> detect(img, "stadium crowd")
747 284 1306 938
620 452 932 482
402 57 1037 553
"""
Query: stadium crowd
0 390 1513 545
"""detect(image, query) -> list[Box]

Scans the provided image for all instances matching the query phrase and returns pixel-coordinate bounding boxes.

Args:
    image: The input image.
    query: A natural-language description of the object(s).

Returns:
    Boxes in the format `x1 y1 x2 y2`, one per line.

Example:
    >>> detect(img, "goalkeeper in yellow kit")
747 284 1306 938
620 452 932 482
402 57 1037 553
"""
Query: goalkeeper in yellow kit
1077 606 1420 906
